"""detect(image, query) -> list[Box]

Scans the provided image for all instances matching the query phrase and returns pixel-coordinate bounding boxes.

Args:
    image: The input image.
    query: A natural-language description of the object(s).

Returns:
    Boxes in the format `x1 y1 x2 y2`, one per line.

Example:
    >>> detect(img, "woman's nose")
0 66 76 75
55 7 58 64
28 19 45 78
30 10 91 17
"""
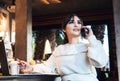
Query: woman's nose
74 22 78 27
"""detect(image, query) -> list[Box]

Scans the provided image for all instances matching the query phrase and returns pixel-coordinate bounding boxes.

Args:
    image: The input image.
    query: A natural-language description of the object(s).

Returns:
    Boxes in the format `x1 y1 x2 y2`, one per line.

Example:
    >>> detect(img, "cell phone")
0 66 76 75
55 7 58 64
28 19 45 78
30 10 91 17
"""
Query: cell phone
81 28 89 38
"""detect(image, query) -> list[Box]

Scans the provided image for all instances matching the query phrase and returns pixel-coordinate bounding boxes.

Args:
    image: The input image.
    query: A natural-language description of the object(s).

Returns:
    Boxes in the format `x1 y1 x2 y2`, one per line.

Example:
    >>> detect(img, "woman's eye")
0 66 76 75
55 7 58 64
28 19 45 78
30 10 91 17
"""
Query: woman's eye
68 20 74 24
78 21 82 24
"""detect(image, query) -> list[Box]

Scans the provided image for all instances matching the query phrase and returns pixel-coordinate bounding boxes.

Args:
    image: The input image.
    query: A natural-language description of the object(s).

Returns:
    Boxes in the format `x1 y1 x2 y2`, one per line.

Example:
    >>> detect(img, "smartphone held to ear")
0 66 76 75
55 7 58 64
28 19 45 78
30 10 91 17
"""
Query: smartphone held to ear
81 28 89 38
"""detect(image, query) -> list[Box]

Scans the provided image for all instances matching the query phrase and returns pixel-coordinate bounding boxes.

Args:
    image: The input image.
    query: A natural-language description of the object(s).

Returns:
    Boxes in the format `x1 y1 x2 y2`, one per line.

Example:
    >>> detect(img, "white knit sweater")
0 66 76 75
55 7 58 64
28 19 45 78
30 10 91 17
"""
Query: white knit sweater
32 35 108 81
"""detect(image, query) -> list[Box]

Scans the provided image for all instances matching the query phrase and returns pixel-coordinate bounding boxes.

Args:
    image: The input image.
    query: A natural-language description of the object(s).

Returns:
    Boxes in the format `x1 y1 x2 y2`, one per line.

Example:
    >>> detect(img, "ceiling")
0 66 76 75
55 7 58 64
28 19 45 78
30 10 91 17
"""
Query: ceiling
0 0 113 17
32 0 113 16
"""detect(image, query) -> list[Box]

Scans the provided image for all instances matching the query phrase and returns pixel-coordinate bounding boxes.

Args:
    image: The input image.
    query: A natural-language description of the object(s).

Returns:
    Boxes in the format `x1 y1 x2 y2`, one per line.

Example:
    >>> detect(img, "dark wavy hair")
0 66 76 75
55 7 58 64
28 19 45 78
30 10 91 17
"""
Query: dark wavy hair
62 14 83 44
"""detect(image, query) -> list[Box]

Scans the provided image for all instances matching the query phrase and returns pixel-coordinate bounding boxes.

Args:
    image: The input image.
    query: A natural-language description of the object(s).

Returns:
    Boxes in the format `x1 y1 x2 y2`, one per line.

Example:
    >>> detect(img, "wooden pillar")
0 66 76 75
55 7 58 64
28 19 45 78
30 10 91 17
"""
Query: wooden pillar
113 0 120 81
15 0 32 61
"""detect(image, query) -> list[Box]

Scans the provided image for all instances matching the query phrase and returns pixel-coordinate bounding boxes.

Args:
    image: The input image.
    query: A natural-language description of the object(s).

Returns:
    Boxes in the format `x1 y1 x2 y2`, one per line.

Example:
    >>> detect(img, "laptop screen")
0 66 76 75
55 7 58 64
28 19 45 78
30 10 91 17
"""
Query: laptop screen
0 39 10 76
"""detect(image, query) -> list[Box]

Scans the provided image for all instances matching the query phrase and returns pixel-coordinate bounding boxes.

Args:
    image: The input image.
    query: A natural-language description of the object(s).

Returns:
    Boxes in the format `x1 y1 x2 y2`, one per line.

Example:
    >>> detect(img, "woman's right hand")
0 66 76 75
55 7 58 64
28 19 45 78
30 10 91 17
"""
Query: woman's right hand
17 59 33 74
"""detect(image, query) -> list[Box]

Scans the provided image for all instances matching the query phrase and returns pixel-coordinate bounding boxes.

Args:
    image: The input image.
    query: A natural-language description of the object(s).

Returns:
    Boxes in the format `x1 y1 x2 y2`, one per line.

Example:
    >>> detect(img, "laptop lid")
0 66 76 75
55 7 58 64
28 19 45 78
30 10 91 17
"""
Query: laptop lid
0 39 10 76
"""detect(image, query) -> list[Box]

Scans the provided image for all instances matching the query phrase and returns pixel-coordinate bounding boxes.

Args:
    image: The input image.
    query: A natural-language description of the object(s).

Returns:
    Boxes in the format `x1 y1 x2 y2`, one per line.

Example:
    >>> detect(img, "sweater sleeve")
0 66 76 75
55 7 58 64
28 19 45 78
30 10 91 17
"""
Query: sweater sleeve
32 54 57 74
87 35 109 68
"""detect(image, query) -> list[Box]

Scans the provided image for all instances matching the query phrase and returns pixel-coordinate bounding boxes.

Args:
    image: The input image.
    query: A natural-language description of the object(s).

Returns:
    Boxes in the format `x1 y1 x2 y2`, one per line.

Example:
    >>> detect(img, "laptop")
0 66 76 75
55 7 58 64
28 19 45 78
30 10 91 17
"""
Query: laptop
0 39 10 76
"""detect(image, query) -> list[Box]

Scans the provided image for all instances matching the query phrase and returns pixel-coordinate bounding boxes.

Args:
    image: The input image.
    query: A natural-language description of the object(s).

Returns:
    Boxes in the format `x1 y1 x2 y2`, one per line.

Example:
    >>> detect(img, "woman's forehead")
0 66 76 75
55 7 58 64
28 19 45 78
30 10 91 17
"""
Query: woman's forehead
70 16 80 20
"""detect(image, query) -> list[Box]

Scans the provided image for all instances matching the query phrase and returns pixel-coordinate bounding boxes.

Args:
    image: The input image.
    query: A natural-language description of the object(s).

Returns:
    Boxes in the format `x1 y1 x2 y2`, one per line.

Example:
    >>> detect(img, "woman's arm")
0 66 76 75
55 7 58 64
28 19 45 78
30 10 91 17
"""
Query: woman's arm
32 55 57 74
87 35 109 68
18 54 57 74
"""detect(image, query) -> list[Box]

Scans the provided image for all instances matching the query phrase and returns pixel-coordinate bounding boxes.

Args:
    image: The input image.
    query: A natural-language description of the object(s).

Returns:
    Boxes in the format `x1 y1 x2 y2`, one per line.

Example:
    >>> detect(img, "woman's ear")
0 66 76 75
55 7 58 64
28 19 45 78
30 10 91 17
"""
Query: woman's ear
62 29 66 32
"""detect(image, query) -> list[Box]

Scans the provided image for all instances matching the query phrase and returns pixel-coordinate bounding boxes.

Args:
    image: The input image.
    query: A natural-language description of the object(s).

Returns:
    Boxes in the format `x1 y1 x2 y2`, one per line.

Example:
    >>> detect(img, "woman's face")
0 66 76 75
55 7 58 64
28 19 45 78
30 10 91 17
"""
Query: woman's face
64 16 82 37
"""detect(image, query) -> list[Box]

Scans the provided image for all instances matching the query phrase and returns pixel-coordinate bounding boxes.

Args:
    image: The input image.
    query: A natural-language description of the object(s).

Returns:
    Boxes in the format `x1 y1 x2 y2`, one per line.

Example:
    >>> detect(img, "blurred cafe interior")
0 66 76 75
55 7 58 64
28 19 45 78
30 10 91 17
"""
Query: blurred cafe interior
0 0 120 81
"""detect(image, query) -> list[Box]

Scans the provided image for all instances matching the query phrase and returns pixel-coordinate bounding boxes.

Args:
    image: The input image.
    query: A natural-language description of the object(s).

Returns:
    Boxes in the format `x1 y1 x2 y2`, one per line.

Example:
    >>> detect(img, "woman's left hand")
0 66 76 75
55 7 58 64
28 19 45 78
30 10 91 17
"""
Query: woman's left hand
82 26 93 39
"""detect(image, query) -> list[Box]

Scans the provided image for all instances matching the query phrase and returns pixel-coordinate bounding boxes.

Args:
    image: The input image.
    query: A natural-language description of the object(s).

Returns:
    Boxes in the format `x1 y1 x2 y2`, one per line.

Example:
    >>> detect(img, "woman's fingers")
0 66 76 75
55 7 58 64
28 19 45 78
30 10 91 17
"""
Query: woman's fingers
81 26 93 39
16 59 32 73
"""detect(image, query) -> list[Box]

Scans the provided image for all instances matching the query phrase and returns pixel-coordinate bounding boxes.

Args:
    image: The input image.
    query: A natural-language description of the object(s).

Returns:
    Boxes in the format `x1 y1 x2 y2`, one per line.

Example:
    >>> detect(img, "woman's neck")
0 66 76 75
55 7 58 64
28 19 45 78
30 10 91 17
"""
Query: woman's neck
68 36 80 44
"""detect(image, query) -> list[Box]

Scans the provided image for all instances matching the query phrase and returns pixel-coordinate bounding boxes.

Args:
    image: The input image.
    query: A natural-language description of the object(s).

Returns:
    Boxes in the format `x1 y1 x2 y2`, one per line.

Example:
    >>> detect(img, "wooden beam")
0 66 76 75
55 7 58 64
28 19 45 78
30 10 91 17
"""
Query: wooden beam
15 0 32 61
113 0 120 81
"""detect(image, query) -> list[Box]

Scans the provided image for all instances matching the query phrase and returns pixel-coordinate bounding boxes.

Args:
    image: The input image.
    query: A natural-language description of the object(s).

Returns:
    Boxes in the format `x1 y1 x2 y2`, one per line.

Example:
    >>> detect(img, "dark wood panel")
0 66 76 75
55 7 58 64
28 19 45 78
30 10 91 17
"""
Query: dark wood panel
0 75 59 81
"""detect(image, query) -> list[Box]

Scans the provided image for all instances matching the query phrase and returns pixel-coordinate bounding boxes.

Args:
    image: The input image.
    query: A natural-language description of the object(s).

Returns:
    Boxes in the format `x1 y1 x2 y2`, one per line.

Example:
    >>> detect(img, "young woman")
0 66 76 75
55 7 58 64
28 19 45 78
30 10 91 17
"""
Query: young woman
19 14 108 81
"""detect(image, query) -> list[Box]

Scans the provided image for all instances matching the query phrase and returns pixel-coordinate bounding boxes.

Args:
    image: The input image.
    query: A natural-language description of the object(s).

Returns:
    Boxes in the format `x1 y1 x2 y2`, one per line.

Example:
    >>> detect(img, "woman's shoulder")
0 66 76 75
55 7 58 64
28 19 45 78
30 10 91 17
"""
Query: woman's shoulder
54 43 74 52
55 44 66 50
55 43 88 52
53 43 88 56
56 43 87 48
52 44 66 56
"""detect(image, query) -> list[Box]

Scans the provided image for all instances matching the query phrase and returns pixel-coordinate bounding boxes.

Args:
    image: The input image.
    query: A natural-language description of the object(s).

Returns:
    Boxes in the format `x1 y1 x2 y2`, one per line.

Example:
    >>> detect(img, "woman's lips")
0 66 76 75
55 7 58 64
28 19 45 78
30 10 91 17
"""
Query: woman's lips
73 29 80 32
